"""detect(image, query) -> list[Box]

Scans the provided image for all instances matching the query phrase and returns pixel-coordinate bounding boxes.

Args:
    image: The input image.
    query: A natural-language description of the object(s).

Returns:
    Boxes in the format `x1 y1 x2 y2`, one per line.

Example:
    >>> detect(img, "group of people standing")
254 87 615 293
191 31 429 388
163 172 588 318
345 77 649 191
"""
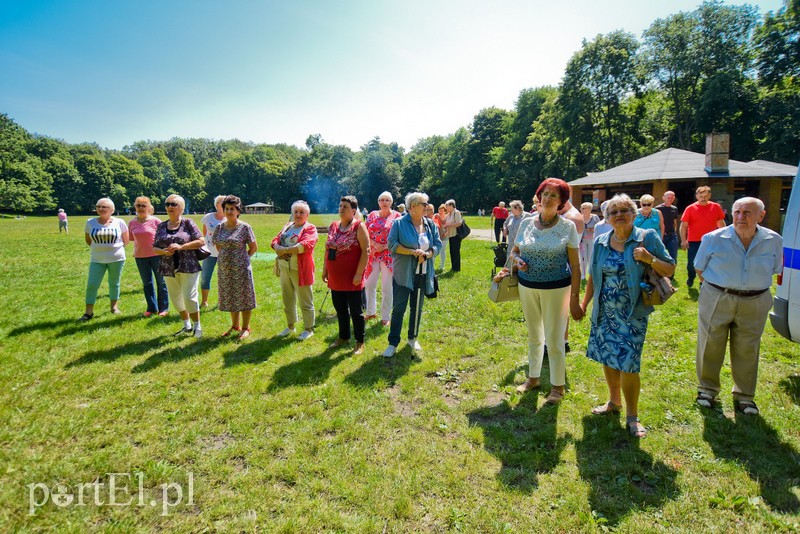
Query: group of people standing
78 182 782 435
499 179 781 437
80 194 258 340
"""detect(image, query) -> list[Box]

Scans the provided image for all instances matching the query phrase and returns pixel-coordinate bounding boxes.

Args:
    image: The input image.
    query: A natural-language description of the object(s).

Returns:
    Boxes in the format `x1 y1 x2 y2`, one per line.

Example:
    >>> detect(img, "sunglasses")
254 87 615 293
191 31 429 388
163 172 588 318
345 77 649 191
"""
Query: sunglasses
608 209 633 217
641 203 652 207
134 203 148 208
164 202 179 207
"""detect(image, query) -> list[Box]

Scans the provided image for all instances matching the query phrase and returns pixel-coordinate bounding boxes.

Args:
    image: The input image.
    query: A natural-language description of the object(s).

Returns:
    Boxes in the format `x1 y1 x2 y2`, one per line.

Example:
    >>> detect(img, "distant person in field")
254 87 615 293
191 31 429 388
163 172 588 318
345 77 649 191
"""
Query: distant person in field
510 178 583 404
580 194 675 438
153 194 206 338
272 200 318 340
212 195 257 339
323 196 370 355
491 201 509 243
58 208 68 233
79 198 129 321
694 197 782 416
579 202 600 280
634 194 664 241
382 192 441 358
364 192 401 326
680 186 725 287
200 195 226 308
129 196 169 317
442 199 464 272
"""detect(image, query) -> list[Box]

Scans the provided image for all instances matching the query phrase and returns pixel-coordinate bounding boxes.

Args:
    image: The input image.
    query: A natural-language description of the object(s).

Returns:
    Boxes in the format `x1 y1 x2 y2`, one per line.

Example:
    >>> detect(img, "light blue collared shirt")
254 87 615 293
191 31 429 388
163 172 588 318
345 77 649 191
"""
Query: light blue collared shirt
694 225 783 291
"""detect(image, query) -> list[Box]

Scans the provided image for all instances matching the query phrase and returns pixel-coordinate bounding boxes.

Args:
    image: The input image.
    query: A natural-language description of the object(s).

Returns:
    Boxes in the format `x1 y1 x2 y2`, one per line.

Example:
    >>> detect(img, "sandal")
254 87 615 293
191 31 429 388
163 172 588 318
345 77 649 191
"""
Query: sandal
354 342 365 355
78 313 93 322
696 392 718 409
329 339 348 349
626 417 647 438
222 326 241 337
545 388 565 405
734 399 759 416
591 401 622 415
238 327 251 340
516 378 540 394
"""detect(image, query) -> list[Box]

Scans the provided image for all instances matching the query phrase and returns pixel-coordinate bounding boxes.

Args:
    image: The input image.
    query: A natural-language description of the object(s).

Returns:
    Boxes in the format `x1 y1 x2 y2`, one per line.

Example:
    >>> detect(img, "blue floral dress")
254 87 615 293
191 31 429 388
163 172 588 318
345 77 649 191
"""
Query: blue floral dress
586 249 648 373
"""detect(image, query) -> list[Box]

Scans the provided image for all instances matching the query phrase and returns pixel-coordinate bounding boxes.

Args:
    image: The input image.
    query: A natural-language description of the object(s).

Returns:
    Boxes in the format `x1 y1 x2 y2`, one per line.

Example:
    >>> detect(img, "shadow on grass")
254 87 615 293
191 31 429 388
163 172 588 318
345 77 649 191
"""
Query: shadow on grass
267 346 349 391
575 414 680 527
65 335 172 368
8 314 140 337
222 334 293 367
467 393 568 492
779 374 800 406
345 345 415 389
130 336 227 373
701 409 800 512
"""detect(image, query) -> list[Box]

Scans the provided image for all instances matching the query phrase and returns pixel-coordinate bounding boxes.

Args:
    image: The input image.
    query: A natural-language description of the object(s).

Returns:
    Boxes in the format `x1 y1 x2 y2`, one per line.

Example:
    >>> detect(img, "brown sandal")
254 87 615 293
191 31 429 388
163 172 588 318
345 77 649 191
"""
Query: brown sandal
545 388 565 405
591 401 622 415
516 378 540 394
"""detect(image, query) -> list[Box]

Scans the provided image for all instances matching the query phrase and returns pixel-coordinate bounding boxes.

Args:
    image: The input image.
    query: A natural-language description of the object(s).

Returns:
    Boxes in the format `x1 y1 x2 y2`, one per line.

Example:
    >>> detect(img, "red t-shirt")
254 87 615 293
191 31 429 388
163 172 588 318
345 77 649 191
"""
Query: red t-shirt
325 220 365 291
681 202 724 241
492 207 509 220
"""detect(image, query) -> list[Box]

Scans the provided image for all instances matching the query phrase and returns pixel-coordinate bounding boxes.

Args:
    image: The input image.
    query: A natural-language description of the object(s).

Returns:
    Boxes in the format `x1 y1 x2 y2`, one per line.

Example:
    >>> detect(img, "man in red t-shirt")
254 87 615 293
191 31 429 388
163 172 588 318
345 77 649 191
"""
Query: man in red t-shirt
680 185 725 287
491 201 509 243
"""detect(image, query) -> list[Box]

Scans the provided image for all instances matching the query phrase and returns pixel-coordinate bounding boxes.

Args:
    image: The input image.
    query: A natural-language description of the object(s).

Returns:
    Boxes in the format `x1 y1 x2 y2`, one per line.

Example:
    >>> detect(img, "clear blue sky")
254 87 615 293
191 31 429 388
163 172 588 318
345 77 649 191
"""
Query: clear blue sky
0 0 783 151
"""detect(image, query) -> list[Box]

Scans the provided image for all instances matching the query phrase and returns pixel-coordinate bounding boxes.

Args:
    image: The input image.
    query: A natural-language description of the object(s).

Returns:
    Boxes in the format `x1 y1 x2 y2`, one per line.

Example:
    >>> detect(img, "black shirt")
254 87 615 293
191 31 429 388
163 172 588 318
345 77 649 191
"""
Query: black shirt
656 204 678 235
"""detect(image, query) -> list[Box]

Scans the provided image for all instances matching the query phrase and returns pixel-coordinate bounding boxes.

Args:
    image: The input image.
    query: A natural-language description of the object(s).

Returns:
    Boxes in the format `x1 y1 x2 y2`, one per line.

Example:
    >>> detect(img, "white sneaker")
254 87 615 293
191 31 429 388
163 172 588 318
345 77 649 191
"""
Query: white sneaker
278 327 295 338
298 330 314 341
382 345 396 358
193 328 203 339
408 338 422 354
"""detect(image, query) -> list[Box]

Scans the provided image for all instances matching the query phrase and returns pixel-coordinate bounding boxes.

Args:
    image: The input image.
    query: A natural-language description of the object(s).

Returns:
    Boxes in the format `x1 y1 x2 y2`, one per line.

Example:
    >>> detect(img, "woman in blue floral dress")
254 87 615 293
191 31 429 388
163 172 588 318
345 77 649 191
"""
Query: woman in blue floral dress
580 194 675 438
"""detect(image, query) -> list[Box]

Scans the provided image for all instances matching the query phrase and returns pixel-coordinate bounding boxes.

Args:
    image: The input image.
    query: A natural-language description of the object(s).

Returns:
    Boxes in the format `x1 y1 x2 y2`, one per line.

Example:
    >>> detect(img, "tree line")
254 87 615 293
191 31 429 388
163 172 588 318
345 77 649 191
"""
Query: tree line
1 0 797 215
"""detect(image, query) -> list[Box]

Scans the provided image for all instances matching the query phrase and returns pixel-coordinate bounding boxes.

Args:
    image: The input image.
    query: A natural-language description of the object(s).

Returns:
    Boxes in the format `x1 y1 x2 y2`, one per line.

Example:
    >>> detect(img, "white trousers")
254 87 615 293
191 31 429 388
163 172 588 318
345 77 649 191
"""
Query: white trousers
519 284 570 386
165 271 200 314
438 238 448 270
579 239 594 279
364 260 393 321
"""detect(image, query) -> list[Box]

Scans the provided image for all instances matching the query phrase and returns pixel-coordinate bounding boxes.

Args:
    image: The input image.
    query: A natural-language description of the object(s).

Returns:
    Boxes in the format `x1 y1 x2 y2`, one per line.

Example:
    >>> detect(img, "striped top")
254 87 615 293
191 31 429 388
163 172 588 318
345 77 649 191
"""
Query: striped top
85 217 128 263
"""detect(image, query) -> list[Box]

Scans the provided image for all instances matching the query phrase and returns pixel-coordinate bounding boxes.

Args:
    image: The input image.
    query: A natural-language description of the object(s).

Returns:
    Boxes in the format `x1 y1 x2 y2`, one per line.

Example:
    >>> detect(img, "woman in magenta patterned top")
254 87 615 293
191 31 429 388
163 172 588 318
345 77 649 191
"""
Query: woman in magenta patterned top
364 191 401 326
323 196 370 354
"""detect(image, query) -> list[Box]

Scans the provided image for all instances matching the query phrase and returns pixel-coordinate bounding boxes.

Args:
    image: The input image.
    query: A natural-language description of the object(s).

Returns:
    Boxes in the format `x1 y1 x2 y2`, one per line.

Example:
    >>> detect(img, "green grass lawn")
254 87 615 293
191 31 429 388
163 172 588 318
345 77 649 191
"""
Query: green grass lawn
1 214 798 532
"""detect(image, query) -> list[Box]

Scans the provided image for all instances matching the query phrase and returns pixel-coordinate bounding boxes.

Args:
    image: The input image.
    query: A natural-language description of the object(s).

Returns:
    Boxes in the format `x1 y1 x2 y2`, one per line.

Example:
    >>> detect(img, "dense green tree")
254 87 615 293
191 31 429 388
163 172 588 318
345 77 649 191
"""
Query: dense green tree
350 137 403 210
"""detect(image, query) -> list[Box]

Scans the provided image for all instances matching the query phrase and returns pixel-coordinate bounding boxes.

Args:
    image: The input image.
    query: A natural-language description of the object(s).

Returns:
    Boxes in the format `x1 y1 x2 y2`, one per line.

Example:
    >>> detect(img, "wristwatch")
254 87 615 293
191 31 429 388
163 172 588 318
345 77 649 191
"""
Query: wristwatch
650 256 656 265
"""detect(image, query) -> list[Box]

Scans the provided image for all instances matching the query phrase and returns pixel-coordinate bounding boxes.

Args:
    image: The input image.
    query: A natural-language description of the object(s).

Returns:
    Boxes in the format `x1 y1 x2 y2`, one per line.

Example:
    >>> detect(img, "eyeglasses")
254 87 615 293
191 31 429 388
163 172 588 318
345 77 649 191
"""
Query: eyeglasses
95 205 111 210
164 202 179 207
608 209 633 217
641 203 652 207
134 204 148 208
378 198 391 202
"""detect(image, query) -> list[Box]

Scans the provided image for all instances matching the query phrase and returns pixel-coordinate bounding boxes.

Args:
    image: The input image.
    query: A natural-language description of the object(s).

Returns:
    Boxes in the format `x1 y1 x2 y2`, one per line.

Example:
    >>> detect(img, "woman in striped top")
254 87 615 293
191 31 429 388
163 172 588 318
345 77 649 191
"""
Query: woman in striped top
80 198 129 321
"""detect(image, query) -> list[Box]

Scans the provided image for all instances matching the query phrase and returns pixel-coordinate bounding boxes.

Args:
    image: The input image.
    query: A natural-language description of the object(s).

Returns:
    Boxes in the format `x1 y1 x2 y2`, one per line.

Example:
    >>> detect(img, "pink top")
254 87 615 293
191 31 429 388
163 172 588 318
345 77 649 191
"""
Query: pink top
58 212 67 221
129 216 161 258
364 209 401 279
325 220 365 291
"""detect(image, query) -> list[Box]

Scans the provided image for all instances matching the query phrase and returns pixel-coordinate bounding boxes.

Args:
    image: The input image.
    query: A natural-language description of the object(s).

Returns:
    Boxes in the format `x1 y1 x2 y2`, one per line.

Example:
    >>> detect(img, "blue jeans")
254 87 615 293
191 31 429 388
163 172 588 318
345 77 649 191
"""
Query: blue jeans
135 256 169 313
663 233 679 271
200 256 218 290
388 276 425 347
687 241 701 284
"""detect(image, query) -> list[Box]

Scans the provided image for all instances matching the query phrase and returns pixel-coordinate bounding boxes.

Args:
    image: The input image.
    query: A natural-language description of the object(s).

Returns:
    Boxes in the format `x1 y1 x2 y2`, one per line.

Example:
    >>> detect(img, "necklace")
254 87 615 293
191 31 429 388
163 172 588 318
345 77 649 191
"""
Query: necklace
539 213 559 228
611 233 629 243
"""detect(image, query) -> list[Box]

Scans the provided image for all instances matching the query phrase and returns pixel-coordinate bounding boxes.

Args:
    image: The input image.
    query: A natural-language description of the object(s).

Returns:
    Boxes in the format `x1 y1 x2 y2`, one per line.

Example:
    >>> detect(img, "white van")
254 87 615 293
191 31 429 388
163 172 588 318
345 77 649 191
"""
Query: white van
769 163 800 342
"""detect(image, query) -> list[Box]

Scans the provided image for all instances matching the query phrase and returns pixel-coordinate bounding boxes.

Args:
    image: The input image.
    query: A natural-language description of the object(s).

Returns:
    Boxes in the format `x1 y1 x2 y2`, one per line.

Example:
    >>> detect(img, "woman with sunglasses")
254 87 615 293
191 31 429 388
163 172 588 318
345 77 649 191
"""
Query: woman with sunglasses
364 191 401 326
129 196 169 317
79 198 129 321
634 194 664 241
153 195 206 338
580 194 674 438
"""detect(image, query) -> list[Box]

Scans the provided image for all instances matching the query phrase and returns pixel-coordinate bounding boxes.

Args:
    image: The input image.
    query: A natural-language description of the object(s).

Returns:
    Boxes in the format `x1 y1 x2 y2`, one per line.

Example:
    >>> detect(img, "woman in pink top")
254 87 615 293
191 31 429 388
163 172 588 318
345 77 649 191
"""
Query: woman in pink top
129 196 169 317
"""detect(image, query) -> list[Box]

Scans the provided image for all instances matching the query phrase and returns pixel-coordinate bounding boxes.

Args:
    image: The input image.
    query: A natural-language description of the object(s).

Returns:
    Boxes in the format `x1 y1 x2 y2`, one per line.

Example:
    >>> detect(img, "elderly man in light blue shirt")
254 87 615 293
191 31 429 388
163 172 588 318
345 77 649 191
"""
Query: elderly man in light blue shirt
693 197 783 416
